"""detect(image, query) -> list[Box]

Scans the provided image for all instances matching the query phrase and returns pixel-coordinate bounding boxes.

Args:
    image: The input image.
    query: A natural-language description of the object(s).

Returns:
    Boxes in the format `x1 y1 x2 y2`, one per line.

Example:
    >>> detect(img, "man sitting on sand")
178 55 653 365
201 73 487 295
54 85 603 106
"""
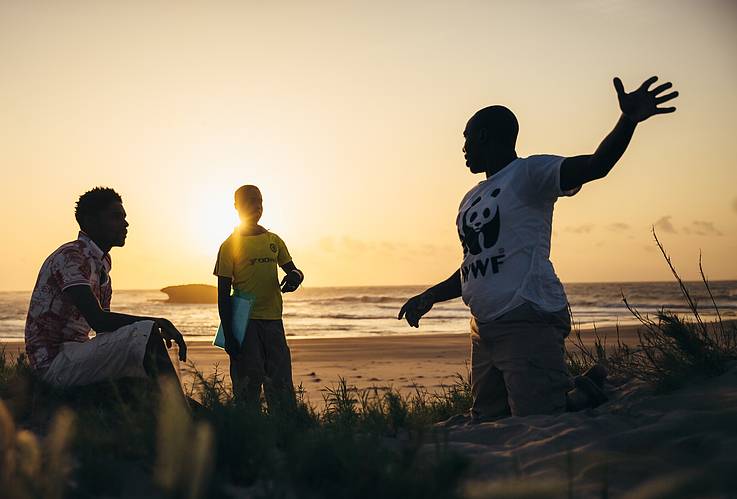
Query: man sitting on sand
25 187 187 388
399 76 678 420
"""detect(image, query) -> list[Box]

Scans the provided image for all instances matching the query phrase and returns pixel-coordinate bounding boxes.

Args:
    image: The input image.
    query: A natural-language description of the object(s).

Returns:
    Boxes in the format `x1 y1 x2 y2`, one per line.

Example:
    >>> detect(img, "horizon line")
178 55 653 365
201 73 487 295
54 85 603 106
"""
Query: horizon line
2 278 737 294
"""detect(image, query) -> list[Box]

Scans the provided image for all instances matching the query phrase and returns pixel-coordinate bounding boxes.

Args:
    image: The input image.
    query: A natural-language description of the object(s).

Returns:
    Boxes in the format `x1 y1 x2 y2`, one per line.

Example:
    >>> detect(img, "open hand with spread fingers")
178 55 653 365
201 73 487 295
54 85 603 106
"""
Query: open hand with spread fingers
614 76 678 123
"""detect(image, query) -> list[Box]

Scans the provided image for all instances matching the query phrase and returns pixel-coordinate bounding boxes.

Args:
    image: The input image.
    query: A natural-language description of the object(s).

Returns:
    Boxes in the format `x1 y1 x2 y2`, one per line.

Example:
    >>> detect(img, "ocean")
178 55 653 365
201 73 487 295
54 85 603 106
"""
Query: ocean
1 281 736 342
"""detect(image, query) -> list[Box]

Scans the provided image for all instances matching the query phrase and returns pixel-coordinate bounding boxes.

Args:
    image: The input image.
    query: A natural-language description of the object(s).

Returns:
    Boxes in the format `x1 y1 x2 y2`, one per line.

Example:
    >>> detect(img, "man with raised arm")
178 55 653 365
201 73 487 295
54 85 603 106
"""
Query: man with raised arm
25 187 187 388
398 76 678 420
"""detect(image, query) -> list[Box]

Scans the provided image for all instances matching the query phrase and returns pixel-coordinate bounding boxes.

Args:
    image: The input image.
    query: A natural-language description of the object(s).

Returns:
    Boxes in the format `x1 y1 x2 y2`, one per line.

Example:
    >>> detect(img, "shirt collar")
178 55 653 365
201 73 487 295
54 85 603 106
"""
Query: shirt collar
77 231 106 261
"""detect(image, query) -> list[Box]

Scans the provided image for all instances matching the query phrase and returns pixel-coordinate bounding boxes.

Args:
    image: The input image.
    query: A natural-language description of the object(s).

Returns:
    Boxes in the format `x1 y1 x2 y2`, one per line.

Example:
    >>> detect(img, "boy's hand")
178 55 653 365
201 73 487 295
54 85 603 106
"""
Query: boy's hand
280 269 303 293
398 291 435 328
224 334 240 357
613 76 678 123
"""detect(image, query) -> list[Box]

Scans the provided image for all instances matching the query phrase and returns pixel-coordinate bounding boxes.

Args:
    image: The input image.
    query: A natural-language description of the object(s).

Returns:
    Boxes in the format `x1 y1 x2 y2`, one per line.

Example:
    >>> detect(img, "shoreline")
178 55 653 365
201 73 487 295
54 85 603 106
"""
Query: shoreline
1 324 644 405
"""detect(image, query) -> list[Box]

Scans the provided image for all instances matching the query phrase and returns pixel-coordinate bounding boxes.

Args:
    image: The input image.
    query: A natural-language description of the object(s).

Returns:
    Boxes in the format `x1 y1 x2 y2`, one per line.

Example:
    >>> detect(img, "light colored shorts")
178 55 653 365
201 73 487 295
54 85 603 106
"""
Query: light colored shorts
470 303 572 419
41 320 154 387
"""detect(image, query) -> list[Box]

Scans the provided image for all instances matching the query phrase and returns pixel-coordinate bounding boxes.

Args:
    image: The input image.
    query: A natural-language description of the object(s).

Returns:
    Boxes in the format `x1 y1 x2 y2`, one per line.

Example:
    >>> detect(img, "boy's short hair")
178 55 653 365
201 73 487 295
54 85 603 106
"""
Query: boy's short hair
235 185 262 205
74 187 123 230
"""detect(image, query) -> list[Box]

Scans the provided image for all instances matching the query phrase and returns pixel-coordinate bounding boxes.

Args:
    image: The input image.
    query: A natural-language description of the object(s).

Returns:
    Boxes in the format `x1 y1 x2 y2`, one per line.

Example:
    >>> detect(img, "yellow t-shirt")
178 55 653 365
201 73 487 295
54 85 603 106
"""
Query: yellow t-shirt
213 230 292 320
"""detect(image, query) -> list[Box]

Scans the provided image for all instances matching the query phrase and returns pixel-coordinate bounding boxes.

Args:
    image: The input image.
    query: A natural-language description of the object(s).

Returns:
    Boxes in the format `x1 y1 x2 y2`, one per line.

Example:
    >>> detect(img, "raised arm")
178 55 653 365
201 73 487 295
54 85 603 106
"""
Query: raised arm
398 268 461 328
64 285 187 361
560 76 678 191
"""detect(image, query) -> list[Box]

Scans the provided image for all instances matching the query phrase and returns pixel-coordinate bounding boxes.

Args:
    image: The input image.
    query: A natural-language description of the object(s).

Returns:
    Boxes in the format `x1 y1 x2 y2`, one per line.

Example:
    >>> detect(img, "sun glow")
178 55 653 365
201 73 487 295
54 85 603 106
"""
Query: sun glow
187 193 240 257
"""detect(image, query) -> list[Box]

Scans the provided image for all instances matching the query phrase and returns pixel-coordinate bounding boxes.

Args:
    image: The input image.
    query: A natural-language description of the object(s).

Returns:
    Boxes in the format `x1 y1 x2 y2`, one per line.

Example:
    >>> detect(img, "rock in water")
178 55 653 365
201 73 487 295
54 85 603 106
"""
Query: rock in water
160 284 218 303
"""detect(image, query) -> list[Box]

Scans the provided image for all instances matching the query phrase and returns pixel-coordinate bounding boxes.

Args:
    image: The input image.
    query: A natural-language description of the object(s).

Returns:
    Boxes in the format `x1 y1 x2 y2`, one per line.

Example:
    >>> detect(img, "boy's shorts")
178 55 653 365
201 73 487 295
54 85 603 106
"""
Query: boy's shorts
230 319 294 402
40 320 154 387
470 303 572 420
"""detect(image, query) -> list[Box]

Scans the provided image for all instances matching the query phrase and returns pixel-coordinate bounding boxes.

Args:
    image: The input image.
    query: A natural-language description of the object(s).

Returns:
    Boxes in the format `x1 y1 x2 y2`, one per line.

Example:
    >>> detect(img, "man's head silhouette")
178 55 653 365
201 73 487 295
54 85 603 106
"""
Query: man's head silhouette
463 105 519 176
74 187 128 251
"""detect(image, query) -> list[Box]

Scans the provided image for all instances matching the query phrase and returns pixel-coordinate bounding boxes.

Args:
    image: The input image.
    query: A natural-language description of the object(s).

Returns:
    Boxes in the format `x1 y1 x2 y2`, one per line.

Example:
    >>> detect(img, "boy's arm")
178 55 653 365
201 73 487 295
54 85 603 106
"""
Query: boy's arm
217 276 239 356
560 76 678 192
63 285 187 361
280 261 304 293
398 269 461 328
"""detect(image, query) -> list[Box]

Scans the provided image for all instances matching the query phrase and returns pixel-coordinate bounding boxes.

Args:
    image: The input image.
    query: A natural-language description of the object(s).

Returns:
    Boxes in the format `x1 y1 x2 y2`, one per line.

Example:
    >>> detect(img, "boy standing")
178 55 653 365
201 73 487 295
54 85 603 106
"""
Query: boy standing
399 76 678 420
214 185 304 407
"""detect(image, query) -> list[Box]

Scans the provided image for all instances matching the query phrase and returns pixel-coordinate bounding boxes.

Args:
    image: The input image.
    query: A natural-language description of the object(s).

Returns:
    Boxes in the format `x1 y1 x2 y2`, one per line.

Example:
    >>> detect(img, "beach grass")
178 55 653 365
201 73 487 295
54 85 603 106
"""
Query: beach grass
0 347 472 499
567 230 737 392
2 235 737 498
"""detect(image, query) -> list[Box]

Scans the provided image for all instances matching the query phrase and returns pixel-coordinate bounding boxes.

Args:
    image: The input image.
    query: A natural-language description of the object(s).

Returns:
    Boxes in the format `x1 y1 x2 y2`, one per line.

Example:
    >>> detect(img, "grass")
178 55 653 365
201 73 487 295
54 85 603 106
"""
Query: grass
0 350 472 499
2 231 737 498
566 229 737 392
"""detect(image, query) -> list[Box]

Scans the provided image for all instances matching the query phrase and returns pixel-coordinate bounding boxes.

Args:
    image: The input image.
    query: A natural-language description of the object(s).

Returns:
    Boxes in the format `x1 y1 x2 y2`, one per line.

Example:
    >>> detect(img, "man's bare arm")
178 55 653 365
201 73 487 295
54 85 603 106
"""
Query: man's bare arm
63 285 187 361
560 76 678 191
398 269 461 328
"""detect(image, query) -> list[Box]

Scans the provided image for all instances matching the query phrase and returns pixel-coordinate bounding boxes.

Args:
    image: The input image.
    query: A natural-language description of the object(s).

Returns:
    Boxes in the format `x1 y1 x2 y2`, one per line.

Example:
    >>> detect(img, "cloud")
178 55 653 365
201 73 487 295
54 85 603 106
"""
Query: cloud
319 237 336 252
341 236 370 253
653 216 677 234
607 222 630 231
683 221 723 237
563 224 595 234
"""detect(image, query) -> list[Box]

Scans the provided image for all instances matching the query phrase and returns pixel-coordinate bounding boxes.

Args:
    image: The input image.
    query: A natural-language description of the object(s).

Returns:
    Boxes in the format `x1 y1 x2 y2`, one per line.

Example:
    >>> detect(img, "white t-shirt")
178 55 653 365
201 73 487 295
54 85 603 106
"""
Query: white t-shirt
456 155 579 322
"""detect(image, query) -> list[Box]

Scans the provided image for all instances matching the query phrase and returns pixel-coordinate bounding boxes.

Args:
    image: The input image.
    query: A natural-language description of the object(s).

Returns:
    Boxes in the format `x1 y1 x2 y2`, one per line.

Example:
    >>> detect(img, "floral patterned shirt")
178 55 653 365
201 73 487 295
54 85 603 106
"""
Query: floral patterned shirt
24 232 112 370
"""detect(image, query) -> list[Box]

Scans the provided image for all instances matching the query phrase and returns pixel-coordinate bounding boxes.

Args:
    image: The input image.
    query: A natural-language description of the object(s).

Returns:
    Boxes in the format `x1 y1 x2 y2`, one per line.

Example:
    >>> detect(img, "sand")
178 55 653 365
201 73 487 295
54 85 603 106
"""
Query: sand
442 361 737 497
2 323 641 405
5 323 736 495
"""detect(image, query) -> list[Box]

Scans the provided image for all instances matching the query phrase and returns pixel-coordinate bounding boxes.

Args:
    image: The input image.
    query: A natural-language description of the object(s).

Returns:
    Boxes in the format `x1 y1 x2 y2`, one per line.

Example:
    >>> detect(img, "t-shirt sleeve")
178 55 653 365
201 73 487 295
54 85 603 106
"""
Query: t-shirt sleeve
213 240 234 278
522 154 580 201
275 235 292 266
52 246 93 291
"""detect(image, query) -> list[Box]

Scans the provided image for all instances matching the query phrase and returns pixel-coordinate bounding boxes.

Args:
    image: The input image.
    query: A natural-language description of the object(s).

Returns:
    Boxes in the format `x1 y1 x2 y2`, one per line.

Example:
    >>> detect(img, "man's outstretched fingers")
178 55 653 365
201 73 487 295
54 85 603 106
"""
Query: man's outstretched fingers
651 82 673 95
639 75 658 91
654 106 676 115
655 91 678 104
613 77 625 96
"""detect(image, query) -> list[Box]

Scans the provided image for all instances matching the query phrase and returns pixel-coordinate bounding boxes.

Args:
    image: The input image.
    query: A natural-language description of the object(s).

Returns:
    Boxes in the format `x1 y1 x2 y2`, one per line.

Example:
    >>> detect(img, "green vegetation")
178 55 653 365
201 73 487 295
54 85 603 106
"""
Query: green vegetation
2 234 736 498
567 230 737 392
0 350 471 499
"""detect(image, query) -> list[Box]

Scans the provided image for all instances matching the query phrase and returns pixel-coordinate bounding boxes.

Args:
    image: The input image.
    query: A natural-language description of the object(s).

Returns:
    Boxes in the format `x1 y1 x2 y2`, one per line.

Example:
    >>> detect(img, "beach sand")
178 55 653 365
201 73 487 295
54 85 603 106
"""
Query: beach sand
2 323 641 406
4 324 737 495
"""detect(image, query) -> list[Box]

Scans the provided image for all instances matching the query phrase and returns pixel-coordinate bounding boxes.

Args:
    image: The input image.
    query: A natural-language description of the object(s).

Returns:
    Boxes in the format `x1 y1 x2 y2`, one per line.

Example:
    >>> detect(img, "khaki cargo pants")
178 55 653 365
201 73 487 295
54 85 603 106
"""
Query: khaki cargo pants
230 319 295 408
470 302 573 420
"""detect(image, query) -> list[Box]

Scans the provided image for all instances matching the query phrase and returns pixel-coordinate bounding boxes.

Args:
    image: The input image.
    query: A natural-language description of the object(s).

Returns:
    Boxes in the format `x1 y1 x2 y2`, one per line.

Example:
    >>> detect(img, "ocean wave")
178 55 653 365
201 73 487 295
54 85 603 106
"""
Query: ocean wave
297 295 404 305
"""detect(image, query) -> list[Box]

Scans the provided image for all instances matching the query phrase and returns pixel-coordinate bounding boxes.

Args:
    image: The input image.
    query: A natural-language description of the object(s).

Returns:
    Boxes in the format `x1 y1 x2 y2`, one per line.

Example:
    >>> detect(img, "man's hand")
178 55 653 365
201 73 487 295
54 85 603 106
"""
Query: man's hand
224 334 240 357
398 291 435 328
154 318 187 362
280 269 303 293
614 76 678 123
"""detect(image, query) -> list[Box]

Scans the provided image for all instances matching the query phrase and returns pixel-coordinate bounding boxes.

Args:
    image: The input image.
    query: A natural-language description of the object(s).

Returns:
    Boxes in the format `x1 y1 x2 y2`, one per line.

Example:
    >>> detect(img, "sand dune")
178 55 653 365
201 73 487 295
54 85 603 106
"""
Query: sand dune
441 362 737 497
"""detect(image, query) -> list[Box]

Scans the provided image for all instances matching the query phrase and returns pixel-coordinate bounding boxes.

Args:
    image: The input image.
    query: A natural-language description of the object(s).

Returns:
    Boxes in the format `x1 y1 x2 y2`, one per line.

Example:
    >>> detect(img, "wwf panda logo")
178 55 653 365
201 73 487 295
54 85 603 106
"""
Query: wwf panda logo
270 243 278 253
459 188 501 256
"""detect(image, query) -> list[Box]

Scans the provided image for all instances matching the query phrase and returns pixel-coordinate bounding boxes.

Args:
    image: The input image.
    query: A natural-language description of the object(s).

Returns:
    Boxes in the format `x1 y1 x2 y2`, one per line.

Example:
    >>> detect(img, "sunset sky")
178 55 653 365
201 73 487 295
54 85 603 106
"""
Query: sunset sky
1 0 736 291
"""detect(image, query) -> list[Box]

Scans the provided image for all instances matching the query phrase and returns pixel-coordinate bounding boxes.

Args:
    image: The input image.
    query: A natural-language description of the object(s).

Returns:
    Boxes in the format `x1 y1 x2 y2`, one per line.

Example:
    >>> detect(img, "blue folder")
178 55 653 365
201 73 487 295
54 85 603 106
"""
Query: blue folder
213 293 255 349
